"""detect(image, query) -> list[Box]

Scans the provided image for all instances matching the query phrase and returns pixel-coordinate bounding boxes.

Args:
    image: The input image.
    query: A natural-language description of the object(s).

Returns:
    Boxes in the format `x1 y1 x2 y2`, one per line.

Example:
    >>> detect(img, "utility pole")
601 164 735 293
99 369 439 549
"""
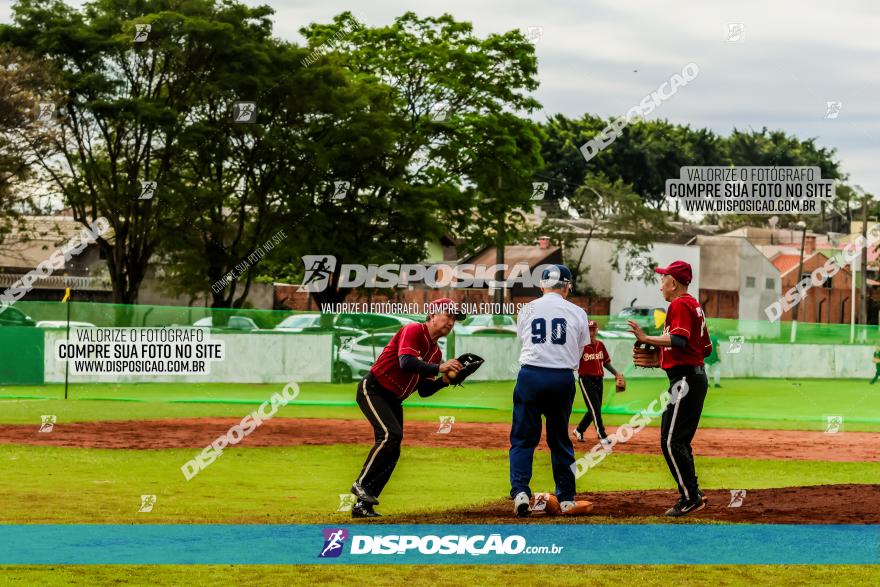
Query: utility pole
860 190 869 338
790 221 807 343
494 174 505 308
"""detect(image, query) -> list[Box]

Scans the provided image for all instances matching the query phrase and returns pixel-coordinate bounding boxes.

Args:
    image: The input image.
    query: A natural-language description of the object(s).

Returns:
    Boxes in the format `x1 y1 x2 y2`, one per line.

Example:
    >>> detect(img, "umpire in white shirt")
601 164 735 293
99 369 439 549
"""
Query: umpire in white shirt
510 264 591 517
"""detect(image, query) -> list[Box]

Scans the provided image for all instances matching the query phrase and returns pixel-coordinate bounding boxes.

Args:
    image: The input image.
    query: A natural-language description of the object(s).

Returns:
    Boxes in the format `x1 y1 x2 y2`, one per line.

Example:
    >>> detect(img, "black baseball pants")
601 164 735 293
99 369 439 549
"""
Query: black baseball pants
575 376 607 439
354 374 404 499
660 365 708 502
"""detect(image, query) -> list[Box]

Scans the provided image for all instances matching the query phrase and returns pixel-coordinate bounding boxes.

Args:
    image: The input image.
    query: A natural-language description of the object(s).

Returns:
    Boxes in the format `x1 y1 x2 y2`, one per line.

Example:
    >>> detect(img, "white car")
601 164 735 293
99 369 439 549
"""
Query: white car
454 314 517 335
192 316 259 331
336 331 447 383
36 320 96 329
274 314 322 332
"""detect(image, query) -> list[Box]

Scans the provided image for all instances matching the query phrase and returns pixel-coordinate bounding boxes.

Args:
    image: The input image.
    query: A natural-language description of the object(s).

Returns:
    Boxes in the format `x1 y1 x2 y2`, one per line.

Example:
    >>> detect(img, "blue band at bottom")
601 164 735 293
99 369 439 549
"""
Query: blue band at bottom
0 524 877 565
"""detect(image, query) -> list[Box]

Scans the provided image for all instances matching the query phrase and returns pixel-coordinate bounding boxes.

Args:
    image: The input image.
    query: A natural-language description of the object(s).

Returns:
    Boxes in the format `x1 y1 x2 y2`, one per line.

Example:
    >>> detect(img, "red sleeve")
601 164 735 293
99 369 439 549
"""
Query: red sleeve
397 323 425 357
666 299 691 337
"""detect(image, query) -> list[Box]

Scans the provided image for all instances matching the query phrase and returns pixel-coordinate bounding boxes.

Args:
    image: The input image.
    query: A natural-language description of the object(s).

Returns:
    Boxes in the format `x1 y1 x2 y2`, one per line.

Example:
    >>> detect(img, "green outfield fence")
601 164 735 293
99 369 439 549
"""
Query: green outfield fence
2 300 879 431
3 300 878 342
1 299 879 386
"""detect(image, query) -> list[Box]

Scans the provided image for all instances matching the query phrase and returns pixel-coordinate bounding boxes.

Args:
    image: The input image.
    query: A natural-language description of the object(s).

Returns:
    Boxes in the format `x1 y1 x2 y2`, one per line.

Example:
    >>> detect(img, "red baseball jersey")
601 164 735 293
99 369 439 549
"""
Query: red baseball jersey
370 322 442 400
578 341 611 377
660 293 712 369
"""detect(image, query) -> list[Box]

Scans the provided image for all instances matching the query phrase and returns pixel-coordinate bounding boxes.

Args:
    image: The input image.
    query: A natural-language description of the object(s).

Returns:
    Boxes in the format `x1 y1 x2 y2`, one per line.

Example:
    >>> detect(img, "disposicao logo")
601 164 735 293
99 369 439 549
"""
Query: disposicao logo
319 528 348 558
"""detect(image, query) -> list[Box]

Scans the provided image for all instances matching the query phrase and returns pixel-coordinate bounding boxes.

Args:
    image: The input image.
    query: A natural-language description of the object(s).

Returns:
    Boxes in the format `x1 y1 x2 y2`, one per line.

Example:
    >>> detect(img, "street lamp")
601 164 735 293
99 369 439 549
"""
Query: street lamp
790 221 807 343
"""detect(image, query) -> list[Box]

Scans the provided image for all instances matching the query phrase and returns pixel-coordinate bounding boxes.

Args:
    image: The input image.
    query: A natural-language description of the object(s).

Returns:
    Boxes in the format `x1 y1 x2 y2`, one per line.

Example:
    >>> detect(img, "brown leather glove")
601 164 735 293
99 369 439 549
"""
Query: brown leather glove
632 343 660 368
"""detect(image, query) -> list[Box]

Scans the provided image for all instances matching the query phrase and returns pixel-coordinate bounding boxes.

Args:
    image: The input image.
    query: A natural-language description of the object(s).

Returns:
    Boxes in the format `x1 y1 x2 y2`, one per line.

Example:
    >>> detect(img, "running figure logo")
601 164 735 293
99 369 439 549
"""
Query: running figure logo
728 489 747 508
39 415 56 433
138 495 157 513
319 528 348 558
298 255 337 293
139 181 157 200
436 416 455 434
727 336 744 354
133 24 151 42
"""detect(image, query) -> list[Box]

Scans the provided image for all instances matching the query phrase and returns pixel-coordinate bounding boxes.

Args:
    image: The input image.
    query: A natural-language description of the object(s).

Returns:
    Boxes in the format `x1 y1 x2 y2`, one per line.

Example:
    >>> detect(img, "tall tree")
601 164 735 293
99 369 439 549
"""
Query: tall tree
0 0 280 303
0 47 57 236
293 12 544 307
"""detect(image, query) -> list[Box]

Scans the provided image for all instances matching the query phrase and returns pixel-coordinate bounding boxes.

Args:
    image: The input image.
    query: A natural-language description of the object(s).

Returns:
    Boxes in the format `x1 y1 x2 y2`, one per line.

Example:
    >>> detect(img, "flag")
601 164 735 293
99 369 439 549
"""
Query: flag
61 288 70 303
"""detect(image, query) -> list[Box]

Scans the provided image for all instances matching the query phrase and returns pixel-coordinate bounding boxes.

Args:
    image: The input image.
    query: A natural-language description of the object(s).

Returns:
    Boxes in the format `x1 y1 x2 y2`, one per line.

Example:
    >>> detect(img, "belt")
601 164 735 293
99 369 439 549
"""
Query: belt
665 365 705 377
364 372 403 402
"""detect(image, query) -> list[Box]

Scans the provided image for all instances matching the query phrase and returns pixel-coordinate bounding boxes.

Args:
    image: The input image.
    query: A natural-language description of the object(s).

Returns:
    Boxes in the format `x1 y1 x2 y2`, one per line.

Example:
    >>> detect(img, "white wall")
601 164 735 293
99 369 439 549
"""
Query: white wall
43 330 874 382
609 243 701 314
570 238 615 296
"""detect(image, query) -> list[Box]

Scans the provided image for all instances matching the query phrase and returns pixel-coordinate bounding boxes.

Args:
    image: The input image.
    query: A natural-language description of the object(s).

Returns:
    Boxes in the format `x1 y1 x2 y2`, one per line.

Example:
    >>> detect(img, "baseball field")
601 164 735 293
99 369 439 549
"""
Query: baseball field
1 377 878 584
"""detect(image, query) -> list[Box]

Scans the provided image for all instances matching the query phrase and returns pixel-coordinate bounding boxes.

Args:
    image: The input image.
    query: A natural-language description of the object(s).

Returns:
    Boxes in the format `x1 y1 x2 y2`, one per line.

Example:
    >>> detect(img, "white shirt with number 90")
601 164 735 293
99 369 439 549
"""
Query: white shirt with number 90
517 292 591 370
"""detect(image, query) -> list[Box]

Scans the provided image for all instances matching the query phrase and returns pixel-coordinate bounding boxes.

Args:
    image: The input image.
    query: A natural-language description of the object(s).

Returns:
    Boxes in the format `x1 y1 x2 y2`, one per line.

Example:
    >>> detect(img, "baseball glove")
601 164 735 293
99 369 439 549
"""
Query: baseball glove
447 353 485 386
632 343 660 368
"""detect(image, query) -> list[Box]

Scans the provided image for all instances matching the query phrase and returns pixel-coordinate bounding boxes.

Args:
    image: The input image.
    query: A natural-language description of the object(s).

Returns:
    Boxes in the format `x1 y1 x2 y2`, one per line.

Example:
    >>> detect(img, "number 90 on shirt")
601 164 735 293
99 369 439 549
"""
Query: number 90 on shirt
531 318 567 345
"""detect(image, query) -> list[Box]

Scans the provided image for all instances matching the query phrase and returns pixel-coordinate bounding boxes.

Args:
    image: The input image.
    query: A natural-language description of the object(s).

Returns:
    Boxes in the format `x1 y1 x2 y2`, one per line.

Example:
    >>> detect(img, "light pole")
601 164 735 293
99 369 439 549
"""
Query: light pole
790 221 807 343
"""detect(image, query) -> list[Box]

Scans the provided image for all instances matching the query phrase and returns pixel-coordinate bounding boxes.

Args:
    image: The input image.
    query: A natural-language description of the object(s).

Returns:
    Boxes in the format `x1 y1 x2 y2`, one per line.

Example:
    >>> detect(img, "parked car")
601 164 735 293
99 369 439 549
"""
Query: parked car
335 313 416 333
274 313 365 346
336 332 396 382
192 316 260 331
0 305 36 327
274 314 322 332
36 320 96 329
454 314 517 335
335 331 447 383
600 306 667 338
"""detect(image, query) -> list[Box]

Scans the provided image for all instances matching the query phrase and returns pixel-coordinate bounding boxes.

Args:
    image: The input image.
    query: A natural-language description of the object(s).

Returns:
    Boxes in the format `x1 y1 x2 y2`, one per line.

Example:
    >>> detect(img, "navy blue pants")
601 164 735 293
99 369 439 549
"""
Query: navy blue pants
509 365 577 502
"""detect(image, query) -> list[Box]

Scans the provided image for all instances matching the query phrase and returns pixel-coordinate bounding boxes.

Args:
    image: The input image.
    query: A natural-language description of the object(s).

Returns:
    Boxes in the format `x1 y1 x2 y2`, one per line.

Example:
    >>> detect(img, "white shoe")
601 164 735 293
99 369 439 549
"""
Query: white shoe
513 491 531 518
573 428 584 442
600 437 613 453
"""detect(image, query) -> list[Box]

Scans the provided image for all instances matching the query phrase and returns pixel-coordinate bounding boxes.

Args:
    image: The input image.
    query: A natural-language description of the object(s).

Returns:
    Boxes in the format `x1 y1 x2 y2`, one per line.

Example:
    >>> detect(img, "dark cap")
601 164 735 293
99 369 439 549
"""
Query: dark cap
540 264 573 288
588 320 598 329
427 297 466 320
654 260 692 286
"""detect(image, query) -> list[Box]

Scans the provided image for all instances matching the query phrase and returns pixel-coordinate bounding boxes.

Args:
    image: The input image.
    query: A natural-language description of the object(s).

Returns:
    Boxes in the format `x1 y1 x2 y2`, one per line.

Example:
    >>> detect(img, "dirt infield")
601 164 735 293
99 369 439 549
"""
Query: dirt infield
392 485 880 525
1 417 878 462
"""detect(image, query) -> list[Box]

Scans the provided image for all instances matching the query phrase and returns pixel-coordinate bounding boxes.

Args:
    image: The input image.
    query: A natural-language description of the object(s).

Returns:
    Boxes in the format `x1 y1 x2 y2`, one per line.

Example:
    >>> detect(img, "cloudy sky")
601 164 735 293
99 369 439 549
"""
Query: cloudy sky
3 0 877 195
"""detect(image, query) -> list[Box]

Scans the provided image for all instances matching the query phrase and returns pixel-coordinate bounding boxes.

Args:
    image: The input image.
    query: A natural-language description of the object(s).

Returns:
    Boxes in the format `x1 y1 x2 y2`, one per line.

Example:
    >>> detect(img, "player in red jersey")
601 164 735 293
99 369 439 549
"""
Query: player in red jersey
572 320 625 450
349 298 465 518
628 260 712 517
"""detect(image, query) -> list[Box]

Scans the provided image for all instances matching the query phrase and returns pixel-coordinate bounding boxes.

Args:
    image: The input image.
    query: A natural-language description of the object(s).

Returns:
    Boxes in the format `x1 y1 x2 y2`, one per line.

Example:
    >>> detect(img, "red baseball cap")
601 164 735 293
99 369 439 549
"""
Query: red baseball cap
654 260 692 285
588 320 598 328
427 297 466 320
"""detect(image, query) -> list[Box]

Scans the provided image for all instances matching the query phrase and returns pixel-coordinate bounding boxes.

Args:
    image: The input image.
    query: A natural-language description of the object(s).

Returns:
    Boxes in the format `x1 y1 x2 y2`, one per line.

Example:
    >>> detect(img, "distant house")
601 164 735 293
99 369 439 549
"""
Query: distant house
460 238 563 300
770 250 858 324
0 215 111 302
572 238 700 315
692 235 780 322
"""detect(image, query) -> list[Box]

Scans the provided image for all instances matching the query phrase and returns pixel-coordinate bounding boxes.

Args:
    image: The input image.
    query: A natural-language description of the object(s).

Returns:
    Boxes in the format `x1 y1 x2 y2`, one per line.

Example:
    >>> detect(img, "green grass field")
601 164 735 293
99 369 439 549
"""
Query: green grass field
2 378 878 584
2 378 879 431
1 444 877 523
2 564 878 587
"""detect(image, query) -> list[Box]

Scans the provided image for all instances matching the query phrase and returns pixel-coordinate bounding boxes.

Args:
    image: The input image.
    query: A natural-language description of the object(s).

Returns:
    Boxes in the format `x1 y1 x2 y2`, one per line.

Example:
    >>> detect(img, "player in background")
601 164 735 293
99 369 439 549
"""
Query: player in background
704 333 721 388
510 264 592 517
349 298 464 518
573 320 625 450
628 260 712 517
870 344 880 384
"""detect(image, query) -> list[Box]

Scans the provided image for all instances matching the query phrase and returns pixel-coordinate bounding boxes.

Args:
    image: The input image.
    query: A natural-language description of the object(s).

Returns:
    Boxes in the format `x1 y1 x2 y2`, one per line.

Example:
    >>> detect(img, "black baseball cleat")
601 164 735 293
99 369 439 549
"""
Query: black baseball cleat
351 482 379 505
351 501 382 519
665 495 707 518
